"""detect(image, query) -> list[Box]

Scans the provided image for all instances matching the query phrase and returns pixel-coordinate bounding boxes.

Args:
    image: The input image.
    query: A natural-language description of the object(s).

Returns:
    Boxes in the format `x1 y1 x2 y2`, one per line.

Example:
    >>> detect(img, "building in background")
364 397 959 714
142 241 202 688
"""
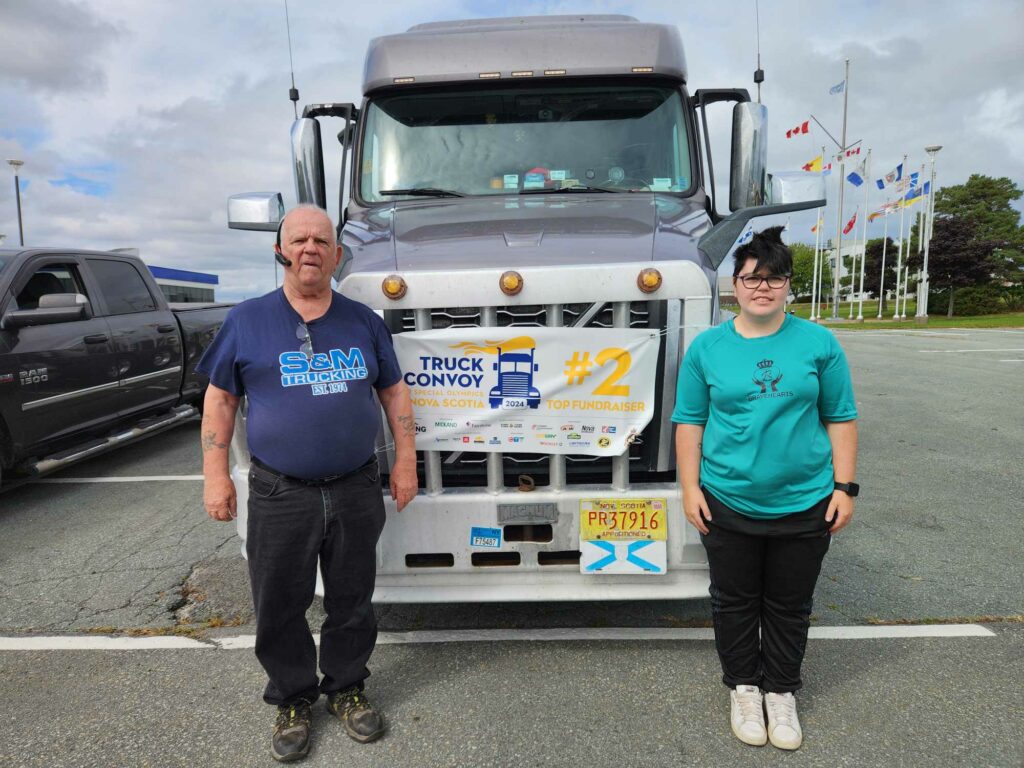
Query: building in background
147 265 218 303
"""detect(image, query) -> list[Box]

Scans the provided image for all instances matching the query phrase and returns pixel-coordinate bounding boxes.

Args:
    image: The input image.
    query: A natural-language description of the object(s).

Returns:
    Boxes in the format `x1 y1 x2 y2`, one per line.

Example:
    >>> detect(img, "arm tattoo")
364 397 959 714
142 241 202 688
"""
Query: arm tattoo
396 414 415 437
201 430 228 453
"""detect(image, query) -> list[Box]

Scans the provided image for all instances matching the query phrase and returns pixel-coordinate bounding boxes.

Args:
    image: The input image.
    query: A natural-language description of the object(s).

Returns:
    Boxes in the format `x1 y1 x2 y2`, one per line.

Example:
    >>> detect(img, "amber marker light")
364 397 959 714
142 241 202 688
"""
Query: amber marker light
499 271 524 296
637 268 663 293
382 275 408 300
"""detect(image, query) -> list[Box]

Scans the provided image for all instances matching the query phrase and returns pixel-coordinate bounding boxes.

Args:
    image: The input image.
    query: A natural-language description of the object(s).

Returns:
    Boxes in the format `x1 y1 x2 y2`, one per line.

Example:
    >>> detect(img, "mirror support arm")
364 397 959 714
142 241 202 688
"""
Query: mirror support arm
698 199 826 269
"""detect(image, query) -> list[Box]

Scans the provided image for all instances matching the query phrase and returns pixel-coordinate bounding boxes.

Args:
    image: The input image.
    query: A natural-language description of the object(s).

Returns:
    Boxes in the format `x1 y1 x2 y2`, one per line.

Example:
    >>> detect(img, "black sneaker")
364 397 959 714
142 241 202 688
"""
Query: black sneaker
326 687 385 743
271 700 312 762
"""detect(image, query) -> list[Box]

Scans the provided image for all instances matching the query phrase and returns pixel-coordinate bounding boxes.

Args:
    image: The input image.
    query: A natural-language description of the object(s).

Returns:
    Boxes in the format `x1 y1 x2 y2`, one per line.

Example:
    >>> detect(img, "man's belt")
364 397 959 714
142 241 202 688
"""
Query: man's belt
250 455 377 487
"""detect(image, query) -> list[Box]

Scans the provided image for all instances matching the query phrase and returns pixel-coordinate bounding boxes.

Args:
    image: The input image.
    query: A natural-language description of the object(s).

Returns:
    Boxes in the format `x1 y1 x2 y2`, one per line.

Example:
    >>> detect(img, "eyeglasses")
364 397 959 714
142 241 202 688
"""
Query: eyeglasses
296 322 313 361
737 274 791 290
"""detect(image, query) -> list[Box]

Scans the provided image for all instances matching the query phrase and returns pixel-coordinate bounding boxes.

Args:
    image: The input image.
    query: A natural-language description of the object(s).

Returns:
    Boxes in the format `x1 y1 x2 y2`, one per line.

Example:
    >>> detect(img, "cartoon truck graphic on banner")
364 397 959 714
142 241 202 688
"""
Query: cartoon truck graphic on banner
489 342 540 410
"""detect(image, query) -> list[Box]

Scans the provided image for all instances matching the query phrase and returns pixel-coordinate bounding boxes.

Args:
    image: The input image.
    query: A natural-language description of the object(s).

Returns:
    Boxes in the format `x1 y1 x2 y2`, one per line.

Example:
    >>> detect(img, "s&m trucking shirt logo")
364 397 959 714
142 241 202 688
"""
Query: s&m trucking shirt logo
279 348 368 397
749 358 793 401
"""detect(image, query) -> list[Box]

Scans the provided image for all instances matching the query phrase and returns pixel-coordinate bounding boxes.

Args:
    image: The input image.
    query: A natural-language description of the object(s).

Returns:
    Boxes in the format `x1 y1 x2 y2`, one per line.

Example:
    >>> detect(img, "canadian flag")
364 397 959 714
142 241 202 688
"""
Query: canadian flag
786 121 810 139
838 147 861 161
843 210 858 235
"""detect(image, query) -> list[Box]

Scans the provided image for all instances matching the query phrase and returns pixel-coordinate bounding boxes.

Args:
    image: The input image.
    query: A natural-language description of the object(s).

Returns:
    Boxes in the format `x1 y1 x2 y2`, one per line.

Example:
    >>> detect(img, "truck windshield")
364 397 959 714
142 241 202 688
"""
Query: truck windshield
359 82 692 202
0 254 12 277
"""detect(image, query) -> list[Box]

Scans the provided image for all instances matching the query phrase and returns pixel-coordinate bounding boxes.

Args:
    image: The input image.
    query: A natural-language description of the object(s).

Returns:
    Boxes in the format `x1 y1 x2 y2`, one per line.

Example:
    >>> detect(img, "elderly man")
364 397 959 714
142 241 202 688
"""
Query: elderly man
198 204 417 762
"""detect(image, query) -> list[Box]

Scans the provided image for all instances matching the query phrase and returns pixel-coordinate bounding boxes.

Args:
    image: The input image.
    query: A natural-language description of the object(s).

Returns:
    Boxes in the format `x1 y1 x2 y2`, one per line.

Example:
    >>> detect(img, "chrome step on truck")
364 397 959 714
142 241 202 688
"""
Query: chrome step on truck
226 14 825 601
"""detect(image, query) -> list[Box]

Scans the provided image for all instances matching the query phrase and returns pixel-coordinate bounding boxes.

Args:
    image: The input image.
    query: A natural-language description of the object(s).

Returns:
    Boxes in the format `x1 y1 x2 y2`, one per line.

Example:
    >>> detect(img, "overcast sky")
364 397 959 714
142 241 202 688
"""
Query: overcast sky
1 0 1022 300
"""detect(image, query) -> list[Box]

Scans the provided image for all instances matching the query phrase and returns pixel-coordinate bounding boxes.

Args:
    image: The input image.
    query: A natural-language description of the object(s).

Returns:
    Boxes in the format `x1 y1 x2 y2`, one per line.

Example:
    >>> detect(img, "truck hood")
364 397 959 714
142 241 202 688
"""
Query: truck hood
392 195 659 270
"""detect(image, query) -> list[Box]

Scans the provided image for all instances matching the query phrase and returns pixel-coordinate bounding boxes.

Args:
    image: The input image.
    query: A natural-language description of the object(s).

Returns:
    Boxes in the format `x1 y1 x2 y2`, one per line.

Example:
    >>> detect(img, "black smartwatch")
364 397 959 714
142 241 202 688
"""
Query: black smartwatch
834 481 860 497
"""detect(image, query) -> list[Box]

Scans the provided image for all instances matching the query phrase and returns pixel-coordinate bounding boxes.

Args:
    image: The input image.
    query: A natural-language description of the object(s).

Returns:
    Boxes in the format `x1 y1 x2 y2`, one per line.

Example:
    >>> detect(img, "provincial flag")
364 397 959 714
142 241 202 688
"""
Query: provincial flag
830 80 846 95
868 201 899 222
846 159 867 186
786 121 810 139
902 185 924 206
876 163 904 190
843 209 858 235
802 154 823 172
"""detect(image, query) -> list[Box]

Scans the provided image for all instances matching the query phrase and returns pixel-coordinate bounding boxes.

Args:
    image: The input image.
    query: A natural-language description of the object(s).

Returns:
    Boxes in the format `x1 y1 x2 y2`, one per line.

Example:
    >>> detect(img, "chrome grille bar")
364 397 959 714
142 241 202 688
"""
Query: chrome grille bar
414 308 443 496
480 305 505 494
546 303 566 491
611 301 630 491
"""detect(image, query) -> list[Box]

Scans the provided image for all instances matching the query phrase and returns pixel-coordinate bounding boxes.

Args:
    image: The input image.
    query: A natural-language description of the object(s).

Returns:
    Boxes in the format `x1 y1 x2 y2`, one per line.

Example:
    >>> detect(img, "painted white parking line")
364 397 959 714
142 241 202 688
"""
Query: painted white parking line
0 624 996 651
999 359 1024 363
34 475 204 483
918 348 1024 354
0 635 211 650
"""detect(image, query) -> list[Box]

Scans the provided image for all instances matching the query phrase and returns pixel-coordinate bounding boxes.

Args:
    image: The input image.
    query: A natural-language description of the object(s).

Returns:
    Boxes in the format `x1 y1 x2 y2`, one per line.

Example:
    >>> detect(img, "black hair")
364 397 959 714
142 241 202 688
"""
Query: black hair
732 226 792 278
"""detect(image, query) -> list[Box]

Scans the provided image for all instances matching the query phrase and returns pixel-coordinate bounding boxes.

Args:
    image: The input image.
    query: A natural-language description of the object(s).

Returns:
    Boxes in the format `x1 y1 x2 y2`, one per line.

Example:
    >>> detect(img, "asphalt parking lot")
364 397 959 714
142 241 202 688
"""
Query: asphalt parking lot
1 327 1022 767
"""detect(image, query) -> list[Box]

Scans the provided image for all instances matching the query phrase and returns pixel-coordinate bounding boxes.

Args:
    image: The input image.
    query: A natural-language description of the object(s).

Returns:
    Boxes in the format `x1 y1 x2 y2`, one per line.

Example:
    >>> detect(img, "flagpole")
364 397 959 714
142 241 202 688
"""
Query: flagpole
811 144 828 321
848 205 857 319
877 203 889 318
917 146 941 322
892 153 907 320
857 149 871 320
811 215 821 320
831 58 850 319
905 268 913 319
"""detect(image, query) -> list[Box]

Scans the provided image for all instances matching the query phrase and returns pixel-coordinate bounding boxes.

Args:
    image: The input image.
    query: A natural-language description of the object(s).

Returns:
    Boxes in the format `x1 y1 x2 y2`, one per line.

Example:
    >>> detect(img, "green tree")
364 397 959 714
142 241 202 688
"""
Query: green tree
908 217 993 316
861 237 898 313
911 174 1024 284
788 243 816 299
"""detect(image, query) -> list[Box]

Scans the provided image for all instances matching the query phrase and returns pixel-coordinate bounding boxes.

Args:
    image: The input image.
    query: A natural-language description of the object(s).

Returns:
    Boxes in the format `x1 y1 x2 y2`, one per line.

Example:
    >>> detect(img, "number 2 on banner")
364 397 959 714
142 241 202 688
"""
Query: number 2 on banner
592 348 631 397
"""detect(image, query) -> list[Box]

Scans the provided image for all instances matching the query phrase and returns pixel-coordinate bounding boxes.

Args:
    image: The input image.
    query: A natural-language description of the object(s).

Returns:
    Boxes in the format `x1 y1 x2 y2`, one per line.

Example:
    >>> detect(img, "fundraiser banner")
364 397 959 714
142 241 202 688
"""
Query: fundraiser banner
393 327 661 456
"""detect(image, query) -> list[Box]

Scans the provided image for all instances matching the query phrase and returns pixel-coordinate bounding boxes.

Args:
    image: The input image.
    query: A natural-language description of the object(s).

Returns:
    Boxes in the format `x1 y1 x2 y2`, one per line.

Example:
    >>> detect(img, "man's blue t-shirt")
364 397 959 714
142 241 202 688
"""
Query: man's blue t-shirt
196 288 402 480
671 315 857 518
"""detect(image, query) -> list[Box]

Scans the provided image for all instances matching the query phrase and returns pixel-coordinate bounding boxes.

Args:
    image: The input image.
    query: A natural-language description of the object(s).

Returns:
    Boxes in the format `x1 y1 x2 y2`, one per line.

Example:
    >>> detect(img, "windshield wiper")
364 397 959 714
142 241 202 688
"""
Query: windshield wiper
380 187 464 198
519 184 618 194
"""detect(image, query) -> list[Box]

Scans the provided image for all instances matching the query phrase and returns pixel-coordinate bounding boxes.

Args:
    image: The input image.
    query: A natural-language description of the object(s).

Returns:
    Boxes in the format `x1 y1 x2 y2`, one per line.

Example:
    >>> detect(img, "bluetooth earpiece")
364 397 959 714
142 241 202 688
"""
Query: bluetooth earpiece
274 219 292 267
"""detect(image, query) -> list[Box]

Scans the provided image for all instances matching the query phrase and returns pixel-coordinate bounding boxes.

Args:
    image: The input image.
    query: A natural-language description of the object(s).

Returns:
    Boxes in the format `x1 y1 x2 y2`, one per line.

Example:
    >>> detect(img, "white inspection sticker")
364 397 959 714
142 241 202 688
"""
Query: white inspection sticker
470 526 502 548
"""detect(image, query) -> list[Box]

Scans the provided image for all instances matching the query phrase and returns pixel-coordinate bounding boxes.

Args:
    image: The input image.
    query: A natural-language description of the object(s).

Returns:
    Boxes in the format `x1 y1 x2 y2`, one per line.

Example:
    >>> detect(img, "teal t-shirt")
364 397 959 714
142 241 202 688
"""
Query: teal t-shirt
671 315 857 518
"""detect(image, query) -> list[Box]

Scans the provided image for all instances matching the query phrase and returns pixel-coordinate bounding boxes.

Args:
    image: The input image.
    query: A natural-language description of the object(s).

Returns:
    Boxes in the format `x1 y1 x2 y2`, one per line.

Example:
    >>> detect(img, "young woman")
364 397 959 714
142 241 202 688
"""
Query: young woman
673 226 858 750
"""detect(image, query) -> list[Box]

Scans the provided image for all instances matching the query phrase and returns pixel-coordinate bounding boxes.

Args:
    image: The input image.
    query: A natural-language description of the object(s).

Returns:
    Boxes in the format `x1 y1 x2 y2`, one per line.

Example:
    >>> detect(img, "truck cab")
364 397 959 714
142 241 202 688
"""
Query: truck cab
228 15 823 601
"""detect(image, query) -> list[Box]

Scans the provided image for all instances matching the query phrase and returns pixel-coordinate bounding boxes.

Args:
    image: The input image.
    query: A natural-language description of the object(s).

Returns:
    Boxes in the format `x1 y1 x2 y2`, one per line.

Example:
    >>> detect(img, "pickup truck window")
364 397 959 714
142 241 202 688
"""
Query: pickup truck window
360 82 692 202
86 258 157 315
14 264 86 310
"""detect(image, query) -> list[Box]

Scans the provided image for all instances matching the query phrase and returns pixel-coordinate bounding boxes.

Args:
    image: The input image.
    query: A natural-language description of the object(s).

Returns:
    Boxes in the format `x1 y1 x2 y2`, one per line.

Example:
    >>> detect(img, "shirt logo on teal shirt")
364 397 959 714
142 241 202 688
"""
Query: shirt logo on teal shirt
749 359 793 401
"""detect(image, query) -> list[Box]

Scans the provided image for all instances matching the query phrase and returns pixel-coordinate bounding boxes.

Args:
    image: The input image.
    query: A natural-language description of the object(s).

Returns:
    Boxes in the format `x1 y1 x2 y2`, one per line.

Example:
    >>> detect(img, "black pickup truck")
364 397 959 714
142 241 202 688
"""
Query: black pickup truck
0 247 231 487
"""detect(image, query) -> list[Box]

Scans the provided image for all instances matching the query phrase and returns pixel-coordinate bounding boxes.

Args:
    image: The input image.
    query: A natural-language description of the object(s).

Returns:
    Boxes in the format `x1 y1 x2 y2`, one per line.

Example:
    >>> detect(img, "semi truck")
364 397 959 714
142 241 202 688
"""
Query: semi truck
227 15 823 601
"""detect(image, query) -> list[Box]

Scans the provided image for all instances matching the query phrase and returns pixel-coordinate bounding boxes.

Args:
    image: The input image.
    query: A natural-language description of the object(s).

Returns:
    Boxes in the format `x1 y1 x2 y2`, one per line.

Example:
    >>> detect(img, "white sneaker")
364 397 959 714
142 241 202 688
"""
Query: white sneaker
764 691 803 750
729 685 767 746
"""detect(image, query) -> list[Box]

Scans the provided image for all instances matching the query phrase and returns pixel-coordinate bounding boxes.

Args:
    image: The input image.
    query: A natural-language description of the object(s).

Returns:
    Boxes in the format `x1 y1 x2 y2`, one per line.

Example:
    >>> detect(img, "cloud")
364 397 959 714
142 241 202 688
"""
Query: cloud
0 0 121 92
0 1 1021 298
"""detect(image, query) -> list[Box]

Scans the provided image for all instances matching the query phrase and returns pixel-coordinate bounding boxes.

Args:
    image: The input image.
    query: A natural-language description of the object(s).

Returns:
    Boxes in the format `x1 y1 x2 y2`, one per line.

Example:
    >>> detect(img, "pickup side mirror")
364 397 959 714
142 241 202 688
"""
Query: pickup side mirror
227 192 285 231
3 292 91 329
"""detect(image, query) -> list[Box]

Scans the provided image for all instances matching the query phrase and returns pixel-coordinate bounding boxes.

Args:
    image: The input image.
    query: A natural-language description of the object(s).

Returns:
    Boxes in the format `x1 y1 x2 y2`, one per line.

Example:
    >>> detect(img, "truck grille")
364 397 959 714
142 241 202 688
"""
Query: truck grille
399 303 650 331
386 300 674 488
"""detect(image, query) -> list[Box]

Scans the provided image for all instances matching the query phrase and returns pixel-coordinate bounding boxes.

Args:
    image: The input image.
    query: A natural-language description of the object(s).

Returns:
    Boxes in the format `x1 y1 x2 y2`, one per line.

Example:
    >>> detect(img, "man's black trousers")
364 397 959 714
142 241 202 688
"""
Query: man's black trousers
246 456 386 706
700 490 832 694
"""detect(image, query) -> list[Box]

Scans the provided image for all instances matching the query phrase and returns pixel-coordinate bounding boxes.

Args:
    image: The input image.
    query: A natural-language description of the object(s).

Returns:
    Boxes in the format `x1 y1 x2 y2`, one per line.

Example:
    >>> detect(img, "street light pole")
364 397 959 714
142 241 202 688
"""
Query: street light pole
7 159 25 246
916 145 942 322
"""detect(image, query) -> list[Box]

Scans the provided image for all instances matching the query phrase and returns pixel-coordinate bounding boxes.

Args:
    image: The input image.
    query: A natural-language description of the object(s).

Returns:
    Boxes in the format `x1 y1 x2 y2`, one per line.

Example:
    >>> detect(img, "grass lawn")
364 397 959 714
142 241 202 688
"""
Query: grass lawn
721 301 1024 329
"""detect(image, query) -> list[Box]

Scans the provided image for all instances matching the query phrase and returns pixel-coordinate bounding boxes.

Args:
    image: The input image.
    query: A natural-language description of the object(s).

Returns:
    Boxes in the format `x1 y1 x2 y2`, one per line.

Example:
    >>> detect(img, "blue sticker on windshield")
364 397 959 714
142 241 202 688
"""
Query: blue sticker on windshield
677 176 689 189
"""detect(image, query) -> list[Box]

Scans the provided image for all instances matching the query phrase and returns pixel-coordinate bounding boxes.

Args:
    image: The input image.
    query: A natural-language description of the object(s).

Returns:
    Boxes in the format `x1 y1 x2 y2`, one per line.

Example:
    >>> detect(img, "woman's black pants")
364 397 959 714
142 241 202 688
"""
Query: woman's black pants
700 490 832 694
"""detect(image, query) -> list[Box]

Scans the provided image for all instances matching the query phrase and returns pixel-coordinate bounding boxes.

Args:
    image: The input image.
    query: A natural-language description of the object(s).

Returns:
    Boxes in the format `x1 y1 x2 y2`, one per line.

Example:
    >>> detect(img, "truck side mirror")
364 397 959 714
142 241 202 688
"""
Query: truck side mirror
730 102 768 210
227 192 285 231
2 293 90 329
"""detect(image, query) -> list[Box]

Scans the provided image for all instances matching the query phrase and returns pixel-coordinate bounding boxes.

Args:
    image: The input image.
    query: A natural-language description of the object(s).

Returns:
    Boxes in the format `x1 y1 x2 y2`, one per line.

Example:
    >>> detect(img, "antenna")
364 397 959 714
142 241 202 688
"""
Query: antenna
753 0 764 103
284 0 299 119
